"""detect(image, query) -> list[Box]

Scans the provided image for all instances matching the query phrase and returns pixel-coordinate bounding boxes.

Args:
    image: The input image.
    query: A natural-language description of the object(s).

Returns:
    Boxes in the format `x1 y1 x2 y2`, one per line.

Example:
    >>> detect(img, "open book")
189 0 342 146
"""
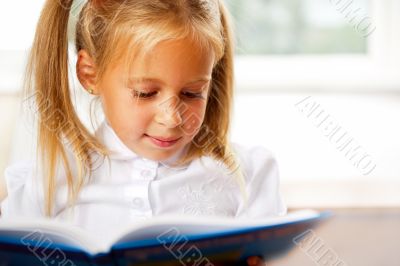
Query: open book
0 210 329 266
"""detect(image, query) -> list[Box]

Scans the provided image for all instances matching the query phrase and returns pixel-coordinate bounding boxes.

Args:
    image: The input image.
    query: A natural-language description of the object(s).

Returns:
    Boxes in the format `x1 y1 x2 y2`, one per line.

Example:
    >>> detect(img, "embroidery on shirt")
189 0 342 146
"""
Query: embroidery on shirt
177 175 238 216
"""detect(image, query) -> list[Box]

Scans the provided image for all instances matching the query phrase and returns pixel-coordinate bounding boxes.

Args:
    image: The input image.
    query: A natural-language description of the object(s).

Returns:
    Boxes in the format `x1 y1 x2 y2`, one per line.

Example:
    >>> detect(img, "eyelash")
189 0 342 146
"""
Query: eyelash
131 89 203 99
132 90 157 98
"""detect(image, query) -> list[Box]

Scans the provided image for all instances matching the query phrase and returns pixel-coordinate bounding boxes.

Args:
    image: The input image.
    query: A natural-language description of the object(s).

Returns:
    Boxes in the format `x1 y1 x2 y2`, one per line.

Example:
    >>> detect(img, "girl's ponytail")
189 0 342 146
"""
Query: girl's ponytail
217 0 248 205
25 0 106 216
211 0 235 148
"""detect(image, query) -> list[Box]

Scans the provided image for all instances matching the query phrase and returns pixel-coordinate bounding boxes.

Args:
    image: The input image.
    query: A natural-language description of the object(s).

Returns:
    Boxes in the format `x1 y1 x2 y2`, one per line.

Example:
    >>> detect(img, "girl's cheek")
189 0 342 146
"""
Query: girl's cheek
181 106 206 137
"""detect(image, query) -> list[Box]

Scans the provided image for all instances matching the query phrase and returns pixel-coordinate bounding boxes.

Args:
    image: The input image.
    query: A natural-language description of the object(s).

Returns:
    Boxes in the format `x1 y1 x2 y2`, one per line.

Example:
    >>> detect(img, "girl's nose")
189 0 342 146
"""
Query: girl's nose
155 96 183 128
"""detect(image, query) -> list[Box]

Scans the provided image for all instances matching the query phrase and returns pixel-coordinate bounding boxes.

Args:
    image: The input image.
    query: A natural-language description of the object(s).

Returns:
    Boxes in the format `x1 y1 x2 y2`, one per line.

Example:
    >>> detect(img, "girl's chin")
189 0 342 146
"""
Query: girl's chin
140 145 184 161
149 145 188 163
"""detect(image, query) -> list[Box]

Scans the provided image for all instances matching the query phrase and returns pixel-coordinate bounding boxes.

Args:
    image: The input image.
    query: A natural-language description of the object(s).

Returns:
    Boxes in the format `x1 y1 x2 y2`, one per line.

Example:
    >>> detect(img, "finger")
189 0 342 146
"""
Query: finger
246 256 264 266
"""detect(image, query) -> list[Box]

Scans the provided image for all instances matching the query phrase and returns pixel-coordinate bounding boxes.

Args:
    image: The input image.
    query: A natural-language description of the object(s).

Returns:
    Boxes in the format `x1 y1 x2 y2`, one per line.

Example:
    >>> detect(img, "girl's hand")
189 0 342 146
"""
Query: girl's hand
246 256 266 266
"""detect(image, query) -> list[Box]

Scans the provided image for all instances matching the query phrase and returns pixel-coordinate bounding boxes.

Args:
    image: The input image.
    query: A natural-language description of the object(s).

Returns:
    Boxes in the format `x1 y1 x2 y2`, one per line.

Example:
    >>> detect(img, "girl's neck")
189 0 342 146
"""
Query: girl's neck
159 144 190 169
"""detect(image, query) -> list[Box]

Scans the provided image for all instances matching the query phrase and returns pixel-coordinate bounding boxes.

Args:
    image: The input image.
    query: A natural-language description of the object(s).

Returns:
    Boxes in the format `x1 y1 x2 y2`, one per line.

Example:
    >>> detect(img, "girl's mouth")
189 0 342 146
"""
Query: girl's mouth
145 134 182 148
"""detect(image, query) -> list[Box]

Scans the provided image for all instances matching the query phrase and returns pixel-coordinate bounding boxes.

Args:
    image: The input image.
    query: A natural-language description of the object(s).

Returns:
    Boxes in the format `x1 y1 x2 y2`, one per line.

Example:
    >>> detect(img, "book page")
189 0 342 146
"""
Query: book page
0 219 107 254
111 209 320 246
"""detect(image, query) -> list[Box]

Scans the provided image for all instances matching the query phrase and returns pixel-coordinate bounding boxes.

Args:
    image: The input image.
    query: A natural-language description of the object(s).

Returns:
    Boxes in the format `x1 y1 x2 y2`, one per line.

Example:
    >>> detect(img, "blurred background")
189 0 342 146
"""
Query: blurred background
0 0 399 265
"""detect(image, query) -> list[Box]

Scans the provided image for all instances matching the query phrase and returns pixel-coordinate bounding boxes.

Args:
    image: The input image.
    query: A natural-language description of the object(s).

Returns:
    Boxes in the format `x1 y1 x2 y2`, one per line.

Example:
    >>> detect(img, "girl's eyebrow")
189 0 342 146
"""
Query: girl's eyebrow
129 76 211 86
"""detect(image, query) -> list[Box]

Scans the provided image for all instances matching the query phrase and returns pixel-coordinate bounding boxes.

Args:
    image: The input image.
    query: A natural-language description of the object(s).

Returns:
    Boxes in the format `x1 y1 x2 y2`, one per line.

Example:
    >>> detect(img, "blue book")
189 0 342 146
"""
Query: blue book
0 210 329 266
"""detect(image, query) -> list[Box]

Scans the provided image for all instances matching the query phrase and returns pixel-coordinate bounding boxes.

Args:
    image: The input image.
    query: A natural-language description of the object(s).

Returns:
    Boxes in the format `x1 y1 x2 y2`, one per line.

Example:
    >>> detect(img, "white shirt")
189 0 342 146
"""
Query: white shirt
1 120 286 236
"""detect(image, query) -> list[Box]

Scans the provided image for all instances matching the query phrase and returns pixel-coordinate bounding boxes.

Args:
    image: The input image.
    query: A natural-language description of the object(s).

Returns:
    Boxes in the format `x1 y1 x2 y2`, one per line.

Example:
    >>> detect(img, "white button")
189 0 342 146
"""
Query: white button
132 197 144 209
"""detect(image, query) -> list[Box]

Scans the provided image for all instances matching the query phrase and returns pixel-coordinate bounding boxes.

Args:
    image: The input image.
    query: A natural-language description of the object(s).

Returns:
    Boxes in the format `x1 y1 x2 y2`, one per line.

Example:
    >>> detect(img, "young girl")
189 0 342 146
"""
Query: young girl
1 0 285 264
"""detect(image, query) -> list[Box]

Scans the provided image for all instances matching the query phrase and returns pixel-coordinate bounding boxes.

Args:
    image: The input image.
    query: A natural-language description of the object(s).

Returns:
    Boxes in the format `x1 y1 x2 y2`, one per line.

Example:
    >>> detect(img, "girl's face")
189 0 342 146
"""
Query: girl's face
97 39 215 161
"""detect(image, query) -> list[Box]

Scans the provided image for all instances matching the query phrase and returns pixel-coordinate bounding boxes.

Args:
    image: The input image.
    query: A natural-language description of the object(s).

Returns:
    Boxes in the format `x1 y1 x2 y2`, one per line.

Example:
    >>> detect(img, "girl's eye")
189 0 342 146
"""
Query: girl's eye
131 90 157 98
182 91 204 99
130 88 204 99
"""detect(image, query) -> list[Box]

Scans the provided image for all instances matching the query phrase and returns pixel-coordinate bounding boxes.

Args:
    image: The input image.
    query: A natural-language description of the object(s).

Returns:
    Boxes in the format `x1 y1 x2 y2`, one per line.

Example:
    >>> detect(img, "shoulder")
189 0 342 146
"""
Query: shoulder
1 160 44 218
4 160 35 192
230 142 279 181
191 142 279 183
230 142 287 218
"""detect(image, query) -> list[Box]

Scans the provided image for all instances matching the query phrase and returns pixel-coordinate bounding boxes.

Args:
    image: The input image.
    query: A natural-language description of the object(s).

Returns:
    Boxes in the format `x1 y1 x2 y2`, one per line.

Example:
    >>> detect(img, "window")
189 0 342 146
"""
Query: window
227 0 369 54
226 0 400 92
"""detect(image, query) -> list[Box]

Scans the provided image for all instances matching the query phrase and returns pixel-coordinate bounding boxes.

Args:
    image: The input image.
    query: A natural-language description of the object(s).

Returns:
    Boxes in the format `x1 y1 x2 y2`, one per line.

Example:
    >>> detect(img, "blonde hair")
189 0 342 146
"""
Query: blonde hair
25 0 247 217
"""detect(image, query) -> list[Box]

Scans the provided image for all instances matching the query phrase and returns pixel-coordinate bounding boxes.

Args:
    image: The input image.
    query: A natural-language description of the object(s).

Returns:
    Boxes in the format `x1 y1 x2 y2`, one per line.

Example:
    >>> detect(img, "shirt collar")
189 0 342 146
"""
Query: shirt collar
95 119 139 161
94 119 190 169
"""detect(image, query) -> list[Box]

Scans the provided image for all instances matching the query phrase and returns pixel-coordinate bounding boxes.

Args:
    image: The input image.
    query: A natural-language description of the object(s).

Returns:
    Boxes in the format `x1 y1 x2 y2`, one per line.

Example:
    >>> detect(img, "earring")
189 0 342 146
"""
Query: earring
87 88 94 95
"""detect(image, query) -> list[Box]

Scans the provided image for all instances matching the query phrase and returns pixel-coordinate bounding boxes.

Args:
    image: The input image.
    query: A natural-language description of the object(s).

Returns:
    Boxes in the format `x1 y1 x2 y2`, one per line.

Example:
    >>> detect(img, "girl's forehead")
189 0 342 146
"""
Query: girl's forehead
125 39 214 72
141 38 214 61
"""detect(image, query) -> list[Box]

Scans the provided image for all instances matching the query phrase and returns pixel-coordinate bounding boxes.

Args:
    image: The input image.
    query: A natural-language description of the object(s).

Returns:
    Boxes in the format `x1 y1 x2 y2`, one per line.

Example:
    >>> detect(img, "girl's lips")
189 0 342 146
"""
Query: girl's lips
145 134 181 148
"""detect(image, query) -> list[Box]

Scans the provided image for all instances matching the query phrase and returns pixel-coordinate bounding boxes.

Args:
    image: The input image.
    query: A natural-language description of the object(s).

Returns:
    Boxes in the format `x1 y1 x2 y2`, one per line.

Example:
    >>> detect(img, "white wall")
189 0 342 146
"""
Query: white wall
231 92 400 180
0 1 45 50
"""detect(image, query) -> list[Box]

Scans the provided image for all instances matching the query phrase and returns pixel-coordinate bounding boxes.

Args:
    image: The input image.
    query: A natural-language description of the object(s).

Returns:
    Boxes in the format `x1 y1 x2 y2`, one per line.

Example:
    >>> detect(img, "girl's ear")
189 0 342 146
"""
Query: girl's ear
76 49 98 95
